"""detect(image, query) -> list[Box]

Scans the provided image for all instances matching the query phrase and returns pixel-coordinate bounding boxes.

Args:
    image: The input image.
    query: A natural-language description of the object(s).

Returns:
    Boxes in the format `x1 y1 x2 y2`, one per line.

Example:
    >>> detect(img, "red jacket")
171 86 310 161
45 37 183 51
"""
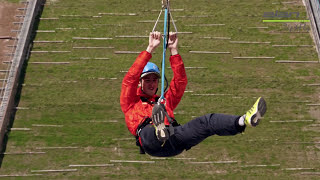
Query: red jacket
120 51 187 136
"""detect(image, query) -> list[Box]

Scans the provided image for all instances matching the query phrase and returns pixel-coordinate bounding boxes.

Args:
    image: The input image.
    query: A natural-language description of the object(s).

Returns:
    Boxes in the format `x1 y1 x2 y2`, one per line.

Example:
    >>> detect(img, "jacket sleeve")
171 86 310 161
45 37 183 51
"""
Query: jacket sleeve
165 54 188 111
120 51 152 113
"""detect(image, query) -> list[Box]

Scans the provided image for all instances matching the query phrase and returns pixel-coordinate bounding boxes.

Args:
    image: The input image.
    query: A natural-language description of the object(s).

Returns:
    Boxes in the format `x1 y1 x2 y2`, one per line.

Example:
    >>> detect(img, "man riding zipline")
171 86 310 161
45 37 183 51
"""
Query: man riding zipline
120 31 267 157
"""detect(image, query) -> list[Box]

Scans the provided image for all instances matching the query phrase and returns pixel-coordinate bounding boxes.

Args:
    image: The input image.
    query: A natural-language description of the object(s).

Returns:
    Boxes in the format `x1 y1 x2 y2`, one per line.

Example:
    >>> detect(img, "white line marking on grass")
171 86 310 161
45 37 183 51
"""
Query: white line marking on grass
2 152 45 155
69 164 114 167
281 1 300 4
309 124 320 127
150 9 184 12
72 47 114 49
39 18 59 20
138 20 179 23
36 147 80 150
188 161 238 164
300 172 320 175
241 164 280 167
303 84 320 86
36 30 55 33
30 62 70 64
283 168 315 171
234 57 275 59
167 67 207 69
189 51 231 54
56 28 74 30
70 57 110 60
98 13 137 16
31 51 71 53
114 51 141 54
275 60 318 63
191 94 232 96
176 15 211 18
247 27 269 29
32 124 63 127
306 104 320 106
0 174 42 177
230 41 271 44
186 24 225 26
72 37 112 40
200 37 231 40
282 142 320 144
93 24 124 27
10 128 31 131
272 45 297 47
76 120 118 123
31 169 77 173
185 67 208 69
33 41 65 43
60 15 87 17
299 45 314 47
15 107 29 110
61 81 78 83
110 160 155 163
115 35 148 38
269 120 314 123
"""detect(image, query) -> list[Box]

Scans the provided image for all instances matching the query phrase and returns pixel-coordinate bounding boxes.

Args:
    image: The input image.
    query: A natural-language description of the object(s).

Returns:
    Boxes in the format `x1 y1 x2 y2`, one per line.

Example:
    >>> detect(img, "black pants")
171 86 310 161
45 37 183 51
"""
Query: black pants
139 113 245 157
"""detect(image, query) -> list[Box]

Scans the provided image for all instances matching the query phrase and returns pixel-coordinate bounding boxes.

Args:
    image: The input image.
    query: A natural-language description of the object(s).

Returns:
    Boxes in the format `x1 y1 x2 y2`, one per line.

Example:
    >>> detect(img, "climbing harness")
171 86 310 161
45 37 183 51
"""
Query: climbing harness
135 97 180 154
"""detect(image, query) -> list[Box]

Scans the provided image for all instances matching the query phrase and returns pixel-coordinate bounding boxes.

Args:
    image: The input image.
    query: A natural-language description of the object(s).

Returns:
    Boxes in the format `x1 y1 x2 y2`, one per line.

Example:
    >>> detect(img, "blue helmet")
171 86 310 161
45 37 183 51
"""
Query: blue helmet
140 62 160 79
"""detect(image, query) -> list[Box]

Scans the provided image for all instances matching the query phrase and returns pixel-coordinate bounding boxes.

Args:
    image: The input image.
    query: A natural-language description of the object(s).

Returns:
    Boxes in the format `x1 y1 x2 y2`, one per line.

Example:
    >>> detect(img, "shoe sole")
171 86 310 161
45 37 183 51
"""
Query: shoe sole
153 119 168 139
152 104 169 141
251 97 267 127
155 124 169 142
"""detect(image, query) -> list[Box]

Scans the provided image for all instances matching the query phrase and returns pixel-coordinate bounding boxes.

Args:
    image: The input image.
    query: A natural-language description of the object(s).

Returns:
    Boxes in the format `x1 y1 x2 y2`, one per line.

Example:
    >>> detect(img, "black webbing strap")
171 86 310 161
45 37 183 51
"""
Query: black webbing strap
166 11 170 49
135 117 152 154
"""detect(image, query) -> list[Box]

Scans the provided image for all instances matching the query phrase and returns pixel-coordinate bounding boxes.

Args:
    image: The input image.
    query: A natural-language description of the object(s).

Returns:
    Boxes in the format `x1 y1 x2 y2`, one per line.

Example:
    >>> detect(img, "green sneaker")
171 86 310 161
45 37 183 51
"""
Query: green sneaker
245 97 267 127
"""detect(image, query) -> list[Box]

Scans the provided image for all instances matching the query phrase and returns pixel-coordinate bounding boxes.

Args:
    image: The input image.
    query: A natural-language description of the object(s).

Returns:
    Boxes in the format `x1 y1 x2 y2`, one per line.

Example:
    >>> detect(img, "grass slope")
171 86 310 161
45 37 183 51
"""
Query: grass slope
1 0 319 179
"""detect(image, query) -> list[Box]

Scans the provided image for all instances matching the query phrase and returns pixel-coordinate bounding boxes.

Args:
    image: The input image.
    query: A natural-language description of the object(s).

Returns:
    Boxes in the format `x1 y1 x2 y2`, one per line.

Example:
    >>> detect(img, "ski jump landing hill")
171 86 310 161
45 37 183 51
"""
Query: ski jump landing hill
0 0 320 178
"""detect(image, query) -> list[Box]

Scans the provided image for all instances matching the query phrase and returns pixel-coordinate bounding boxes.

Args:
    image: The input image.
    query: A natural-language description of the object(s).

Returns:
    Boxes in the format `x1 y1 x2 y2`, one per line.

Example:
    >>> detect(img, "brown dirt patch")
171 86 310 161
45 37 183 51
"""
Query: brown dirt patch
0 1 24 66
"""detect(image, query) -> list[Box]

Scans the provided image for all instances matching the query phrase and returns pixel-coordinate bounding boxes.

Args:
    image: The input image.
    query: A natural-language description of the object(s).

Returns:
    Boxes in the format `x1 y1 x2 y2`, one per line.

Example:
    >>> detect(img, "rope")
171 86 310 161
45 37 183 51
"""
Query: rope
152 9 163 32
170 11 178 33
160 7 169 100
150 0 178 102
152 0 177 33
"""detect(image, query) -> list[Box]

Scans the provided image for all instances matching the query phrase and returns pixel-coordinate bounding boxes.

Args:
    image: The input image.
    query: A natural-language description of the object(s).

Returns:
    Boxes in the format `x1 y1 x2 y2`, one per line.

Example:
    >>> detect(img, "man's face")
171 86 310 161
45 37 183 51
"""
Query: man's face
140 73 159 96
